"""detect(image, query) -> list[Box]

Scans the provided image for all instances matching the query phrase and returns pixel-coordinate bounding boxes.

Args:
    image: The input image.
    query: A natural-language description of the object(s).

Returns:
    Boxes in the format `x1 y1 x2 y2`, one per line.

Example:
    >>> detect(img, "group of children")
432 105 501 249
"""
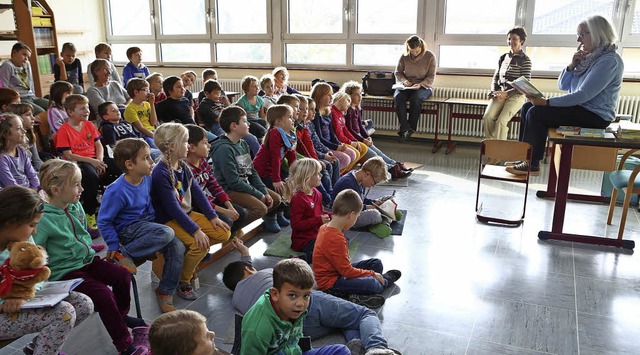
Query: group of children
0 39 409 354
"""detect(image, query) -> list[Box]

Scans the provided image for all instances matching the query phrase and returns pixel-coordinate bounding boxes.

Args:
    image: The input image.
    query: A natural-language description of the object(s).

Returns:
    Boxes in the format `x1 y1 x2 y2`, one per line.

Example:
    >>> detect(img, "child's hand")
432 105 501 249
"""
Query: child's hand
373 199 384 206
231 238 250 256
351 141 359 148
373 272 385 285
210 217 230 232
194 230 211 251
325 153 336 163
321 214 331 224
365 137 373 146
261 194 273 209
146 92 155 102
338 144 347 152
220 207 240 221
90 159 107 174
0 298 26 313
55 55 64 66
273 181 285 195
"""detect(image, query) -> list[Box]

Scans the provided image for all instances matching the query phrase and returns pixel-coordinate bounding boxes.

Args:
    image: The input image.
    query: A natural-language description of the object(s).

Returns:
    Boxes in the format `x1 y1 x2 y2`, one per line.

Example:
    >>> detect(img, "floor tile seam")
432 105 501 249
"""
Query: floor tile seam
481 294 578 313
572 243 581 355
465 338 559 355
380 318 472 340
488 258 575 278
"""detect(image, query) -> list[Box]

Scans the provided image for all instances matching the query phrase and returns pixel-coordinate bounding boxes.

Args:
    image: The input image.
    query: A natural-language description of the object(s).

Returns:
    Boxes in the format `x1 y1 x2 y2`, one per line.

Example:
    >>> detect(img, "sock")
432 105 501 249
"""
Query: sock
368 223 392 238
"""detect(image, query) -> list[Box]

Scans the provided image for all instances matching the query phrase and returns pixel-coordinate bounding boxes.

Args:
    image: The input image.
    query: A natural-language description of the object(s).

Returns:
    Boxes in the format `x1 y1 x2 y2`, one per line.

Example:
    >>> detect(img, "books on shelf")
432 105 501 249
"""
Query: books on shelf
36 53 56 75
22 278 83 309
34 27 54 46
507 76 545 99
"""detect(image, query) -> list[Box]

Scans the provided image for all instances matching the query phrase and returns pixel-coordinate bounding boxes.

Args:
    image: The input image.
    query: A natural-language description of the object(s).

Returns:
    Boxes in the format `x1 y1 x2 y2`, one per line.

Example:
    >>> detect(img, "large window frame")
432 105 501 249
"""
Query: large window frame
104 0 640 77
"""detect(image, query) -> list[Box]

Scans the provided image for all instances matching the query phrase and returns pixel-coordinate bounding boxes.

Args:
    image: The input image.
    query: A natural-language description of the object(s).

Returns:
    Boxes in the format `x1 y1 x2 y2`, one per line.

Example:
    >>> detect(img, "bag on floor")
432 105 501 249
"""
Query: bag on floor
362 71 395 96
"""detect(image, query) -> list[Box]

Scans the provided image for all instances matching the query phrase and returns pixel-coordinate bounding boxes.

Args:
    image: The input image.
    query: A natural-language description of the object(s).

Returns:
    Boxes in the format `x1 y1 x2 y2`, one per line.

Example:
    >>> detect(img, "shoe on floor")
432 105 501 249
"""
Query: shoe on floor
263 216 281 233
397 131 409 143
91 243 106 252
505 161 540 176
366 348 403 355
368 223 392 238
112 251 137 274
346 338 365 355
389 165 411 180
155 288 174 313
504 160 524 167
132 325 150 348
176 282 197 300
276 212 290 227
382 269 402 284
396 162 413 172
85 213 97 230
124 315 148 329
348 293 386 309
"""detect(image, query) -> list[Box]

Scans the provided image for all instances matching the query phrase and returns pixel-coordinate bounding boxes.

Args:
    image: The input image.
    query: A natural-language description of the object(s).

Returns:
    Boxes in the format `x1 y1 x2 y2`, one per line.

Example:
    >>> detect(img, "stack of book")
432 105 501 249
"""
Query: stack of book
616 121 640 141
557 126 615 139
36 53 56 75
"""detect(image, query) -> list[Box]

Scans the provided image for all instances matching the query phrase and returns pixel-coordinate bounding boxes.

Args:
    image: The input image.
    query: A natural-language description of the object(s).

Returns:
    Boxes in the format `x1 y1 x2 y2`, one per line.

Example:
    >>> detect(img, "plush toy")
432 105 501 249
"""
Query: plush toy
0 241 51 300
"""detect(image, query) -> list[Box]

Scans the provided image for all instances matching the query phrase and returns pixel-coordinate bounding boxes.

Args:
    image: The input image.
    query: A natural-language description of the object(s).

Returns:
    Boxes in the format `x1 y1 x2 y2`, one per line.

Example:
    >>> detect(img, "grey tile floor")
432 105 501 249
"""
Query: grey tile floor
3 138 640 355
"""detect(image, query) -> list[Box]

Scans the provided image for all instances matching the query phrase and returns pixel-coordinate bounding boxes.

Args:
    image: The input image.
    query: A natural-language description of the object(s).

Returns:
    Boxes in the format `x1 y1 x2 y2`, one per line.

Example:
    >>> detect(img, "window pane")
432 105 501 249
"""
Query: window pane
216 43 270 63
439 46 503 69
108 0 152 36
632 0 640 34
289 0 342 34
527 47 576 71
532 0 614 34
357 0 417 34
217 0 267 34
621 48 640 74
286 44 346 65
110 44 157 63
353 44 405 66
445 0 516 34
161 43 211 62
160 0 206 35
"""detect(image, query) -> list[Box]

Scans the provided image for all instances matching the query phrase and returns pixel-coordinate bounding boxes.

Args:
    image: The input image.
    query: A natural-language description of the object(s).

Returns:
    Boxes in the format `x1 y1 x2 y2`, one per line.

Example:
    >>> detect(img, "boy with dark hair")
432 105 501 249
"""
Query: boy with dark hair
98 101 138 148
314 189 401 300
97 138 185 313
197 79 227 134
0 42 48 114
54 42 84 93
241 257 350 355
122 46 150 86
210 106 281 229
224 239 402 355
197 68 230 105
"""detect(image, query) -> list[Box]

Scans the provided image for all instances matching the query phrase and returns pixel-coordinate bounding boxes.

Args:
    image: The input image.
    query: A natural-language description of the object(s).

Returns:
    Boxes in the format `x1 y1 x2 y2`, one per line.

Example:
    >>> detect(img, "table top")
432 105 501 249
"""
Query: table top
549 128 640 149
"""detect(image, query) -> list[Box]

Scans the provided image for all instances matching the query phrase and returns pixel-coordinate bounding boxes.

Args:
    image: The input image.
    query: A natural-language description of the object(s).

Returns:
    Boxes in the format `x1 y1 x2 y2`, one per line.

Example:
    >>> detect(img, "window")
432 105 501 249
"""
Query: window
286 44 346 65
288 0 343 34
439 46 504 70
159 0 207 35
110 43 157 63
108 0 153 36
161 43 211 62
217 0 268 34
444 0 516 34
357 0 418 34
532 0 615 34
353 44 405 66
216 43 271 63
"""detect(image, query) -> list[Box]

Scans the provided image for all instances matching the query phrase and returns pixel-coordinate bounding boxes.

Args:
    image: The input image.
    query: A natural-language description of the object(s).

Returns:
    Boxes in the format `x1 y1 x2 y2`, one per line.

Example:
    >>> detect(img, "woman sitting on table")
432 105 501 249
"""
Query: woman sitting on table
393 35 437 142
507 15 623 177
483 27 531 141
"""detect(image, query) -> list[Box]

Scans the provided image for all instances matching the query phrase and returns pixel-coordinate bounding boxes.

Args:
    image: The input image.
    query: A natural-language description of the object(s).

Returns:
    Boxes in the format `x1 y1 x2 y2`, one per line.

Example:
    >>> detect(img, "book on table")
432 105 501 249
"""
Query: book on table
21 278 83 309
557 126 581 136
507 76 545 99
616 120 640 140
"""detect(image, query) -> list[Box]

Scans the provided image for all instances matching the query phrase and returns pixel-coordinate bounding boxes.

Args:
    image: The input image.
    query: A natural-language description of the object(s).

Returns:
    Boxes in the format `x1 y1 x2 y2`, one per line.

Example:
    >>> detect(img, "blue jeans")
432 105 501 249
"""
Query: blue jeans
304 344 350 355
322 159 340 185
394 87 432 133
243 133 261 157
368 144 395 167
328 258 387 295
143 135 158 149
304 290 388 351
119 220 185 295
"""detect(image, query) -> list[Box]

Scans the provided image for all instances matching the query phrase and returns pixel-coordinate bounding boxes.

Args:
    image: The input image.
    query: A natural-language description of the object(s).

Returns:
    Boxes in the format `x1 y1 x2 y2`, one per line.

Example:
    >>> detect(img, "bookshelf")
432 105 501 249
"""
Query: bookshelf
12 0 58 97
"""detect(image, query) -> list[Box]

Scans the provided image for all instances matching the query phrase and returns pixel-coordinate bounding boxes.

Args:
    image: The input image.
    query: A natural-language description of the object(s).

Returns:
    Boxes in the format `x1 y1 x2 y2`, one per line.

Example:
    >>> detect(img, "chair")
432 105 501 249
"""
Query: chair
475 139 533 226
607 149 640 239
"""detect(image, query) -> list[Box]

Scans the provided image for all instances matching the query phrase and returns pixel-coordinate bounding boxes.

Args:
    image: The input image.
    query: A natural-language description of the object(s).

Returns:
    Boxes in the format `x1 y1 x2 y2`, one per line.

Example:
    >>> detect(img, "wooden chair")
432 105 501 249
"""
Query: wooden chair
475 139 533 226
607 149 640 239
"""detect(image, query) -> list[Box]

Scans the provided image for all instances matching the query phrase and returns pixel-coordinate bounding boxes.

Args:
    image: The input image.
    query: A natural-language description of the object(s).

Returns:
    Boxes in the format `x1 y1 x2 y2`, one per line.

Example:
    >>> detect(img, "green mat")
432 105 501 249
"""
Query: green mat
263 232 358 258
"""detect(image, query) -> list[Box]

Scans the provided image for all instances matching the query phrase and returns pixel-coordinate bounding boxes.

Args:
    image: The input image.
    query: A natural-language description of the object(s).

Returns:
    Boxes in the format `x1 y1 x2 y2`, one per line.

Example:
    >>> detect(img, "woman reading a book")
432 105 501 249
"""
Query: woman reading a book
482 27 531 141
0 186 94 355
393 35 437 142
507 15 623 176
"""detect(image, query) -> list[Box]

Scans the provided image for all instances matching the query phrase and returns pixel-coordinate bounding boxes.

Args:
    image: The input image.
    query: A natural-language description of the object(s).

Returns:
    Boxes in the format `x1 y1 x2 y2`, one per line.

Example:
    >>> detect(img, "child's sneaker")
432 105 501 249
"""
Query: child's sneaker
348 294 385 309
276 212 290 227
176 282 197 300
190 275 200 290
112 251 137 274
132 325 150 348
124 315 148 329
155 288 174 313
382 270 402 284
263 216 281 233
365 348 403 355
85 213 98 230
368 223 392 238
120 344 150 355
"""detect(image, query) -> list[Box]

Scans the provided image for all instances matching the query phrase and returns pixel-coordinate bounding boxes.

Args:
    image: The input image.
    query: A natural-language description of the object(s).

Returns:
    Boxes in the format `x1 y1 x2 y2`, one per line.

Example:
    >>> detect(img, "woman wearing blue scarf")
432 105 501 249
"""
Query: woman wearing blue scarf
507 15 623 176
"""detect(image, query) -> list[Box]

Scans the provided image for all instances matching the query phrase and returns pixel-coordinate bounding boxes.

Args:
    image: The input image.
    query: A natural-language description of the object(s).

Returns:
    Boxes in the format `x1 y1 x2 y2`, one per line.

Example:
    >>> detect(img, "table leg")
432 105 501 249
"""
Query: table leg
432 109 443 153
445 107 456 154
551 144 573 232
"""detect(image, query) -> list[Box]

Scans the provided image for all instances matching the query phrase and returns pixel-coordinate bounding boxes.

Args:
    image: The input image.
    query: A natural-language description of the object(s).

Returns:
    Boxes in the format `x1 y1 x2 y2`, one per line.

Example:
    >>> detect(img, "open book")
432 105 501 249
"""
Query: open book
21 278 83 309
392 83 420 91
375 199 398 222
507 76 545 99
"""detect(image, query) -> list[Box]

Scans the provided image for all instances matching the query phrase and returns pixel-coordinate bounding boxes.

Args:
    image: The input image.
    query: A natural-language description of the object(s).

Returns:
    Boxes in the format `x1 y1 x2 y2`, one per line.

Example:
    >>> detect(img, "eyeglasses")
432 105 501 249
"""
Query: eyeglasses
577 31 590 39
370 172 378 186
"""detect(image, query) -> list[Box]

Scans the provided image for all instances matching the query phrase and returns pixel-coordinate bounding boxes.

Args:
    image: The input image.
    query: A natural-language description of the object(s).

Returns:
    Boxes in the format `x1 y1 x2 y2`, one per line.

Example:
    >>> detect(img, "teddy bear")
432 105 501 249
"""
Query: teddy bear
0 241 51 300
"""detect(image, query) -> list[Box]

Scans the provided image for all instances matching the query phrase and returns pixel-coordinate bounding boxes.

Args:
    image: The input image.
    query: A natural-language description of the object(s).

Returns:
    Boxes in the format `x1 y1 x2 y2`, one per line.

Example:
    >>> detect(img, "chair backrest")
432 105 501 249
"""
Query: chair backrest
37 110 50 137
481 139 531 162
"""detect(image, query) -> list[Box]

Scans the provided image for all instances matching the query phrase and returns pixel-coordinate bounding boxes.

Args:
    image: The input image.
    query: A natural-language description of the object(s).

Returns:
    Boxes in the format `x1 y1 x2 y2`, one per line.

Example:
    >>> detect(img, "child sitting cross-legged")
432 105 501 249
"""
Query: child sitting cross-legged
313 189 401 305
241 258 350 355
185 124 248 235
149 310 226 355
97 138 185 313
151 123 231 300
34 159 150 355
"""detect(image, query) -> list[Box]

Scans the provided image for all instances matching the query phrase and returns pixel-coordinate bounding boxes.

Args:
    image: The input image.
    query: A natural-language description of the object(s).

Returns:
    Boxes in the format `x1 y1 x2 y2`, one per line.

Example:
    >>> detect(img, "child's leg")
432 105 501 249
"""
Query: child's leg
354 141 371 164
60 258 134 352
226 191 268 225
230 202 249 232
143 135 158 149
249 121 267 140
329 275 384 295
103 156 122 177
303 344 350 355
192 211 232 245
352 209 383 229
345 144 361 165
323 159 340 184
241 133 261 157
119 220 185 295
368 144 396 166
77 162 99 215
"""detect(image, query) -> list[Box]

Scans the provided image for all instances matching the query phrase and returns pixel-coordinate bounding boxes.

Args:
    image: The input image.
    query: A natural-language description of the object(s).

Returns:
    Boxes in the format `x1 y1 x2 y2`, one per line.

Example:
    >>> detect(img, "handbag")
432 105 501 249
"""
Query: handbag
362 71 395 96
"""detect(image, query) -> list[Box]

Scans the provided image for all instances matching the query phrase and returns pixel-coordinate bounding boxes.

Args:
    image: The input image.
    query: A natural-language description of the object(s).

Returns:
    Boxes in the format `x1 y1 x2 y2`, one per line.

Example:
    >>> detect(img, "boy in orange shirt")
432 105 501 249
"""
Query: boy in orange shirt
313 189 401 307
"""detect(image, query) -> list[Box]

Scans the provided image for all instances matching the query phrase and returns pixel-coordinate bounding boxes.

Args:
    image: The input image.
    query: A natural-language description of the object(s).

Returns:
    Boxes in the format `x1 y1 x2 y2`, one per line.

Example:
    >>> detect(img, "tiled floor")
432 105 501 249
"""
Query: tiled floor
4 138 640 355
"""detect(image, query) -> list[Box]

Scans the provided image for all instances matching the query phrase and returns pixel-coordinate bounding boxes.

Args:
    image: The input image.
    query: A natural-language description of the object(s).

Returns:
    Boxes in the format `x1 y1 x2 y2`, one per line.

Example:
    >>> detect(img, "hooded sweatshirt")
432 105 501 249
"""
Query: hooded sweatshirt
210 135 268 200
32 202 95 281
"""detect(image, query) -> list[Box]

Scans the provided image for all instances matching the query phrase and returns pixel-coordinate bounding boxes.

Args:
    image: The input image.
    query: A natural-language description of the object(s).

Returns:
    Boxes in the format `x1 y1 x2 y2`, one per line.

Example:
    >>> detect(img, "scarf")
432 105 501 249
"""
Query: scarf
0 258 45 298
278 127 297 150
574 44 618 76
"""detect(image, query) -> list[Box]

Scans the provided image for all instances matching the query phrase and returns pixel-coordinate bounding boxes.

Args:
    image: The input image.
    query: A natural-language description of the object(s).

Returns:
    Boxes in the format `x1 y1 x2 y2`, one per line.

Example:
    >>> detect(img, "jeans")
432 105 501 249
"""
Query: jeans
518 102 610 167
119 220 185 295
322 159 341 185
143 135 158 149
249 120 268 141
304 290 388 351
328 258 387 295
367 144 396 168
352 209 383 229
303 344 350 355
394 87 432 133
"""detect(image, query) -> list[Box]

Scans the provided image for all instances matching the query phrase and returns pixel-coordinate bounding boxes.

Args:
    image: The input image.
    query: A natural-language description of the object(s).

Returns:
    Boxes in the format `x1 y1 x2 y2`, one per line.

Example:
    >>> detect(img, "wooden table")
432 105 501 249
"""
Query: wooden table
538 133 639 249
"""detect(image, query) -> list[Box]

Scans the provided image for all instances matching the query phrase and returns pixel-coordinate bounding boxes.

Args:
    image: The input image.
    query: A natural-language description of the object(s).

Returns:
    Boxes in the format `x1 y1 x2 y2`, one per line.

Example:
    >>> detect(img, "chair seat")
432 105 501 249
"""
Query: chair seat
610 170 640 190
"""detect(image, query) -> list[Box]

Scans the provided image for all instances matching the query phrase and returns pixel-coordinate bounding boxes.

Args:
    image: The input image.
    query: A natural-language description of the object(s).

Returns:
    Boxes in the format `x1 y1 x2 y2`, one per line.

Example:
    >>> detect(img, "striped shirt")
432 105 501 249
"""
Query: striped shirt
492 51 532 95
